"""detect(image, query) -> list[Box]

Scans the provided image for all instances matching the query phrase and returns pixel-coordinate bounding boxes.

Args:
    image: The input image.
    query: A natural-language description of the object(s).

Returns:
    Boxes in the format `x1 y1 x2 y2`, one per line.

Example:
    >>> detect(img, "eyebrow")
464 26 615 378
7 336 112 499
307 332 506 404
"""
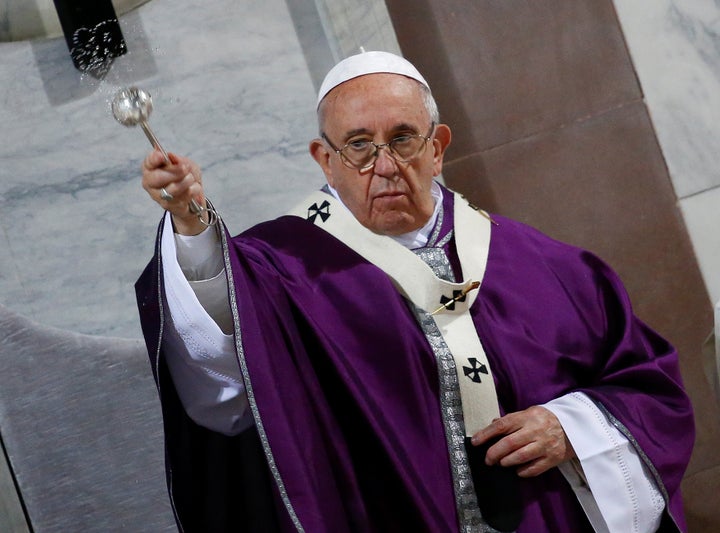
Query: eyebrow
342 123 421 140
344 127 373 139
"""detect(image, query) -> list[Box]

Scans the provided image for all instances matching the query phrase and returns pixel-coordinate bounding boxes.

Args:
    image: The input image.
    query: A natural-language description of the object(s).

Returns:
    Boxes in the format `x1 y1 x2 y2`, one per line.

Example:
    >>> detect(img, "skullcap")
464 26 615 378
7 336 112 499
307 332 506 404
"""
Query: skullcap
317 51 430 107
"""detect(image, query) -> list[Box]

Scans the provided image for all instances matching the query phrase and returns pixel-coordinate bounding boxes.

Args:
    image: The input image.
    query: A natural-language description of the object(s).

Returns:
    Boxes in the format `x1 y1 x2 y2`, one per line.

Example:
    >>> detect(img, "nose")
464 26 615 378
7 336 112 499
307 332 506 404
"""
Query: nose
371 144 398 177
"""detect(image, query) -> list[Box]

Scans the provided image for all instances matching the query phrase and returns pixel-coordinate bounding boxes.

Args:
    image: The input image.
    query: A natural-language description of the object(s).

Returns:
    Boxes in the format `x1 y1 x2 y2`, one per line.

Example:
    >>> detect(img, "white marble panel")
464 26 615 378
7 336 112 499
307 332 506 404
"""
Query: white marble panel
613 0 720 199
285 0 401 93
314 0 401 62
614 0 720 305
679 187 720 305
0 0 324 338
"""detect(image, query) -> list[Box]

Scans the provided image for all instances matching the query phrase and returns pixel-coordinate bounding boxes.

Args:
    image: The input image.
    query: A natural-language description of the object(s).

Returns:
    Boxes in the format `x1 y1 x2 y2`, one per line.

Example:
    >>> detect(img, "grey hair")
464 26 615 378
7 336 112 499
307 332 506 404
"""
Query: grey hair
420 83 440 124
317 78 440 134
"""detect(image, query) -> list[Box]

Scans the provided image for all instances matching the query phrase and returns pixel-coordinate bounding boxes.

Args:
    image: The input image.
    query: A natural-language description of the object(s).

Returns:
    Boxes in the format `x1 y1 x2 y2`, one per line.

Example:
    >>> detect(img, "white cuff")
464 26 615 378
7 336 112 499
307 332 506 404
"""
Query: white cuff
174 223 224 281
544 392 664 533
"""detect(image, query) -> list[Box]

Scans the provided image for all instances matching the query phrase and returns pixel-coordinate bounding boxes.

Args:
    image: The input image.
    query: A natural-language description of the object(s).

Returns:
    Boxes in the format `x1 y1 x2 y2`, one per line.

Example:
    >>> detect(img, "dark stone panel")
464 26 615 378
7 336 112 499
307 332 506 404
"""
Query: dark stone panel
682 465 720 532
445 101 670 255
387 0 642 159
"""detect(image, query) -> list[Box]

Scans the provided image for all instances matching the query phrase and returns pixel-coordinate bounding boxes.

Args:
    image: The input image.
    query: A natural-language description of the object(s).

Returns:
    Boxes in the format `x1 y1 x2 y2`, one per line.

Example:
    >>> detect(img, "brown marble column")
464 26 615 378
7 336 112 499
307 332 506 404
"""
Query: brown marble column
387 0 719 529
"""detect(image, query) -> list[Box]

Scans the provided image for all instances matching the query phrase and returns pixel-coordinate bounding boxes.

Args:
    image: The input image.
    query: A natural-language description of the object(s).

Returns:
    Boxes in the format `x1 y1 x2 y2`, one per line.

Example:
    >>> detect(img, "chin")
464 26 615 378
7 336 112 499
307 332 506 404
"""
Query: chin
367 213 420 236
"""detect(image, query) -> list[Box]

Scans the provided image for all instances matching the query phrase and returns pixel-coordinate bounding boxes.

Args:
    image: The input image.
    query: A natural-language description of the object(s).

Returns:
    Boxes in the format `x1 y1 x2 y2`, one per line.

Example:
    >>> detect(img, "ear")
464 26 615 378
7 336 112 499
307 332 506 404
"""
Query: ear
309 138 335 187
431 123 452 177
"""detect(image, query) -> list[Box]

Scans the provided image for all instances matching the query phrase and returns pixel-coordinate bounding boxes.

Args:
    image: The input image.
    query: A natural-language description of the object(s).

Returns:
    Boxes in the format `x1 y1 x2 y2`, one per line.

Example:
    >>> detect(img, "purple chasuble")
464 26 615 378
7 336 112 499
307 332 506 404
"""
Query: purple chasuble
136 185 693 533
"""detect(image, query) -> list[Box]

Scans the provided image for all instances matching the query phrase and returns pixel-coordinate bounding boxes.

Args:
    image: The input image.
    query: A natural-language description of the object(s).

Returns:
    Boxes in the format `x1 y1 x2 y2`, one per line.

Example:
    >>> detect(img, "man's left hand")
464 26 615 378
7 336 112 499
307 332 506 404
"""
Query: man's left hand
470 406 576 478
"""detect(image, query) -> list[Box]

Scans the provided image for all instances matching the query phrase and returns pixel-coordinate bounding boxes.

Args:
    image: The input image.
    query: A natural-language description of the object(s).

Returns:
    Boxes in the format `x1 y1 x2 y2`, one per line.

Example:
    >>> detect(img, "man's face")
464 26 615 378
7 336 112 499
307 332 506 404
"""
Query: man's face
310 73 451 236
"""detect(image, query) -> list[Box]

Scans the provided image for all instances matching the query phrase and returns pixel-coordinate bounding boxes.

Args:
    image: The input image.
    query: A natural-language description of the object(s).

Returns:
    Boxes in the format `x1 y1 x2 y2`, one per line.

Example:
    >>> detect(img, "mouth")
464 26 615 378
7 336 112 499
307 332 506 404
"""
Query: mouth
375 190 406 198
373 191 407 206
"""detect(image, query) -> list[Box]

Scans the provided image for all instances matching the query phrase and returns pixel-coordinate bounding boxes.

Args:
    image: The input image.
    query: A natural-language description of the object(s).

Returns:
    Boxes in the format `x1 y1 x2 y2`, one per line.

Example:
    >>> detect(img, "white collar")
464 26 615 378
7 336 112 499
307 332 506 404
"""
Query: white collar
325 181 443 249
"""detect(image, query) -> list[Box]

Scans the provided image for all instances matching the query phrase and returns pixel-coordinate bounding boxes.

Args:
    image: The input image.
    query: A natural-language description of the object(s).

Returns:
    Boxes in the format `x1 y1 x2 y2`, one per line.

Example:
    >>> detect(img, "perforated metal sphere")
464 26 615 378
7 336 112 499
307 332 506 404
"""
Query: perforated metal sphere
111 86 154 127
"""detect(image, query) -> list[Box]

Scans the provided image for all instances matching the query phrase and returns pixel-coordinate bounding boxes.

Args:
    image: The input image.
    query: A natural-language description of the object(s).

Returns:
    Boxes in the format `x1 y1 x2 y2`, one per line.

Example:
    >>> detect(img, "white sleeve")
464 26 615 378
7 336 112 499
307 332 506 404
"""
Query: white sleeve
173 220 233 334
160 213 253 436
543 392 665 533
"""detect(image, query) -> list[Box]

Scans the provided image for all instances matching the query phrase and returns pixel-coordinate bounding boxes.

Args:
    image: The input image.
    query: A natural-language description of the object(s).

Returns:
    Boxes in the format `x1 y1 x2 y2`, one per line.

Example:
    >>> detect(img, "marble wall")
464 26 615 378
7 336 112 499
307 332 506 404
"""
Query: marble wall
613 0 720 306
1 0 322 339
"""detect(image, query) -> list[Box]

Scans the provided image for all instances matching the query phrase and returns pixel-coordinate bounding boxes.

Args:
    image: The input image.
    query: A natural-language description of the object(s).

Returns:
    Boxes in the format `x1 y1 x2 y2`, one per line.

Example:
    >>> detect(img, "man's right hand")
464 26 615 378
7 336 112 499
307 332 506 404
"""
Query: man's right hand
471 405 576 478
141 150 209 235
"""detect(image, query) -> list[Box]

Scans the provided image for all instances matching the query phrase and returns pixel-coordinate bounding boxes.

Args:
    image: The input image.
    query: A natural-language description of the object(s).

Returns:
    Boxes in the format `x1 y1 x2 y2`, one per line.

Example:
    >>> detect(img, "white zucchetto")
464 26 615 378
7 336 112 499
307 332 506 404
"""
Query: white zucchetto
317 51 430 107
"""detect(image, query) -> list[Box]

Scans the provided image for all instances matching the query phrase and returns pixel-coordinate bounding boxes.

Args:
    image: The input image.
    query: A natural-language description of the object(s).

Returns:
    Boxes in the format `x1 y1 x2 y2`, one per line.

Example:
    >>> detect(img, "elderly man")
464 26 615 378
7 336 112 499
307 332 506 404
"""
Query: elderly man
136 52 694 533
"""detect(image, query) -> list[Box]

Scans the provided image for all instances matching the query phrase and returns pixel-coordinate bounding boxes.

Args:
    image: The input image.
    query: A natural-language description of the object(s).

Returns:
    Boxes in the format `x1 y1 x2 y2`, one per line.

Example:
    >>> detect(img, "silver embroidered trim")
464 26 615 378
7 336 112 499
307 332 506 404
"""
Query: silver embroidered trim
436 228 454 249
219 220 305 532
426 195 445 247
413 247 454 282
413 304 498 533
411 249 501 533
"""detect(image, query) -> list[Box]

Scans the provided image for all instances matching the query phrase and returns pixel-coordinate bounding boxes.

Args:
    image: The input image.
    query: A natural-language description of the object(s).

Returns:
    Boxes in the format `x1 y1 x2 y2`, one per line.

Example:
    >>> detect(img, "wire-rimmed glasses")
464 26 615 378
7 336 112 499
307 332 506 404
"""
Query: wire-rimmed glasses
322 122 436 172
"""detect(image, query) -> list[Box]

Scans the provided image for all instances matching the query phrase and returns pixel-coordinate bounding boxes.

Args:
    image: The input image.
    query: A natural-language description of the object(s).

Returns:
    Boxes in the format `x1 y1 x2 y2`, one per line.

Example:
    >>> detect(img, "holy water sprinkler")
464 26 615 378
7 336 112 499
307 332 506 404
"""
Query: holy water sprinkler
111 86 217 225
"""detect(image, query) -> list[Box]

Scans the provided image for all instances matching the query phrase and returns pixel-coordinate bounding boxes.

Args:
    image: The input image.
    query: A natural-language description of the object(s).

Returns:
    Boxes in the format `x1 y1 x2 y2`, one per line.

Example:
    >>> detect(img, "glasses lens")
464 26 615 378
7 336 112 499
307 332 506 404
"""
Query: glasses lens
389 135 426 161
340 142 374 168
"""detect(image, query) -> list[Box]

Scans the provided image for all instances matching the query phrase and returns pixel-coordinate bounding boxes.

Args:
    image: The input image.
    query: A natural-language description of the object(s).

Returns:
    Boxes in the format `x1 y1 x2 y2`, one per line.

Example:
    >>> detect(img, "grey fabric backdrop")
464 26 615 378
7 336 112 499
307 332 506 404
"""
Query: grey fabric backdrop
0 303 174 531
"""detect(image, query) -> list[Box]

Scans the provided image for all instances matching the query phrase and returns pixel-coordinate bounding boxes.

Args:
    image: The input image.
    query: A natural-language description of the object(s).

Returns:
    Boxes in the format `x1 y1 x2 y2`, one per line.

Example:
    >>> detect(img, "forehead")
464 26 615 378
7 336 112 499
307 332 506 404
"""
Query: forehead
320 73 429 134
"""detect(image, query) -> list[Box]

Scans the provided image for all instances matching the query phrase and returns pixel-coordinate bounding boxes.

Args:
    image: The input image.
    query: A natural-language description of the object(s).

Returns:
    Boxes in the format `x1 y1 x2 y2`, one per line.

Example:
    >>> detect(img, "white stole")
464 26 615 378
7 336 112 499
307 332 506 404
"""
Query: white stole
288 191 499 435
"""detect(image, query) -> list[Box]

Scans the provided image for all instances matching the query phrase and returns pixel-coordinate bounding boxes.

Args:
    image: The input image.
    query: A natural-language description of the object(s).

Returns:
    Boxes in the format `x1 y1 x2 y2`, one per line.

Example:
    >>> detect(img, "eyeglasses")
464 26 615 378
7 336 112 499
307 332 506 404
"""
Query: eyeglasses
322 122 436 172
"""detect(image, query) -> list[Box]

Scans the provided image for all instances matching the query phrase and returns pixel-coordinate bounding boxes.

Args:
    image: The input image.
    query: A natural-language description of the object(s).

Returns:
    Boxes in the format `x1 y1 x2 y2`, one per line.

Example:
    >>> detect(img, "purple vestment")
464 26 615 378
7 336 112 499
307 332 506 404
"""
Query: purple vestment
136 186 693 533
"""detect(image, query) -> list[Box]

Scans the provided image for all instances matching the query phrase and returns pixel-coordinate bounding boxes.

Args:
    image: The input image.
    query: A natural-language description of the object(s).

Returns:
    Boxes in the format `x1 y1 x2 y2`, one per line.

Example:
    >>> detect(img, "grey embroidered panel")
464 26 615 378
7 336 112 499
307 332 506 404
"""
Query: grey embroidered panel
412 247 454 283
426 197 446 247
411 248 503 533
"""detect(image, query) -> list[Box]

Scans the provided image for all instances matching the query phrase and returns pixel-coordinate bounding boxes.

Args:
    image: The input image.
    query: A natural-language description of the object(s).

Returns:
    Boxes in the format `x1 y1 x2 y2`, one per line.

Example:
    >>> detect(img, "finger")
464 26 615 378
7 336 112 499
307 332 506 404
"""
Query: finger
167 152 182 166
516 456 553 478
142 156 168 190
471 414 520 446
494 438 543 468
157 173 197 203
484 429 533 465
166 152 196 176
495 432 572 475
186 181 205 204
167 152 203 183
143 149 169 170
471 419 501 446
144 163 191 193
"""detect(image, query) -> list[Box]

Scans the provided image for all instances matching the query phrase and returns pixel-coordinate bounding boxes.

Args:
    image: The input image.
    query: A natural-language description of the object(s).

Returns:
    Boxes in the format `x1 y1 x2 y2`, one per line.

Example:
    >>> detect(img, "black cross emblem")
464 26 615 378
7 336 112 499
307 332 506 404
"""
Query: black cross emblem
438 289 468 311
463 357 488 384
307 200 331 223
